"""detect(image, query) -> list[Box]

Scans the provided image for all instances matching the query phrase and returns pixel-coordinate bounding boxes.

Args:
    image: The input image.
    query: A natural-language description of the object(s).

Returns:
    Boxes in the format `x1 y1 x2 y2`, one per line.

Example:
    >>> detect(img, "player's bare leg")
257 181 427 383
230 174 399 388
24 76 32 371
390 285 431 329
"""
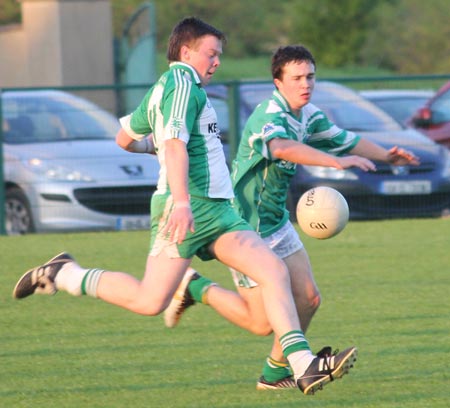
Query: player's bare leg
210 230 301 337
210 230 357 394
255 248 321 389
96 252 192 315
13 250 192 316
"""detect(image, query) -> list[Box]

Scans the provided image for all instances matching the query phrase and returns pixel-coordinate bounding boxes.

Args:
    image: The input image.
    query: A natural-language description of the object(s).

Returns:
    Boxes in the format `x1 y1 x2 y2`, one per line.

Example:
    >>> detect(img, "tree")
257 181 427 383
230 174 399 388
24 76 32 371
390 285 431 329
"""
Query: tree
0 0 20 25
285 0 384 67
112 0 288 58
363 0 450 73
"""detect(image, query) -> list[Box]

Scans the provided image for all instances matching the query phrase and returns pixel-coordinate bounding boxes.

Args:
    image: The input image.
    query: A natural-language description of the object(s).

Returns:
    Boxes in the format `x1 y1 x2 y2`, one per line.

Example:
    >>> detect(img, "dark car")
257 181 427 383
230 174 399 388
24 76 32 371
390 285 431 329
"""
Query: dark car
359 89 434 127
206 81 450 219
409 80 450 149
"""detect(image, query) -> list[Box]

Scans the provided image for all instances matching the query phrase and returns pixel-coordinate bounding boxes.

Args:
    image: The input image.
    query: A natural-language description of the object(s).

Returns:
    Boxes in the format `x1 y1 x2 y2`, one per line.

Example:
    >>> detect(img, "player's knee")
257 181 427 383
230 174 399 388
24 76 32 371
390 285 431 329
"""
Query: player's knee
309 292 321 314
297 287 321 310
249 321 273 336
129 297 167 316
256 325 273 336
246 313 273 336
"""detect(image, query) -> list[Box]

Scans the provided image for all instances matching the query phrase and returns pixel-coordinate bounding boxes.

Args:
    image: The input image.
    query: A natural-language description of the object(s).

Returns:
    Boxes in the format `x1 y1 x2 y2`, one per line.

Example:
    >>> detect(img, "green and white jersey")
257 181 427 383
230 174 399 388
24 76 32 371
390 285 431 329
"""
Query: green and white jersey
120 62 233 199
231 89 360 237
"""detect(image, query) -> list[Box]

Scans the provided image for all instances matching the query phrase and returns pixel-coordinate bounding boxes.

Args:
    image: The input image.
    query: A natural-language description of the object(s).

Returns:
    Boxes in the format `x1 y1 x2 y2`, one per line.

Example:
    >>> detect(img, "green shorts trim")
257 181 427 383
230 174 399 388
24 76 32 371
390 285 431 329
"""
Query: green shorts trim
150 193 251 261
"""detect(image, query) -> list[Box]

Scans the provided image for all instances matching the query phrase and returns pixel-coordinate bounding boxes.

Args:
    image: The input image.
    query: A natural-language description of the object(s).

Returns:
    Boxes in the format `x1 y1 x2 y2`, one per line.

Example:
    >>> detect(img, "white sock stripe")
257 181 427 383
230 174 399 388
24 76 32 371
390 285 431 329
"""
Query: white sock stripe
90 269 103 296
281 332 306 343
283 338 301 348
84 269 95 295
85 269 104 297
280 333 308 349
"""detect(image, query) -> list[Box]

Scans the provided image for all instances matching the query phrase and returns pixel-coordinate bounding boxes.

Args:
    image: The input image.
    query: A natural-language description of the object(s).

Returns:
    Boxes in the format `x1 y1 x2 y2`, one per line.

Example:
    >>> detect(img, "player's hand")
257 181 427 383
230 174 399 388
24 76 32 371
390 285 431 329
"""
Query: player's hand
162 205 195 244
387 146 420 166
337 155 377 172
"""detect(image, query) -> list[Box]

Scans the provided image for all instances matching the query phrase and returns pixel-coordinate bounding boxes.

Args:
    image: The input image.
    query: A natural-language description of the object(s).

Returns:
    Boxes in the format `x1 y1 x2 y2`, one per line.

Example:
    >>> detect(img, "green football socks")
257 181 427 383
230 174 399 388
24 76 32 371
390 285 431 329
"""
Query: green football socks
262 356 291 382
187 275 217 304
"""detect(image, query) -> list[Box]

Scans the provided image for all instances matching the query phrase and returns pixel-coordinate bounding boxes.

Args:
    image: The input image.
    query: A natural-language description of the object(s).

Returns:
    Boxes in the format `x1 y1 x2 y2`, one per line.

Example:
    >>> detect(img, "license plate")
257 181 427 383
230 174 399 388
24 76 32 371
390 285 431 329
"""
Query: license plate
381 180 432 195
116 216 150 231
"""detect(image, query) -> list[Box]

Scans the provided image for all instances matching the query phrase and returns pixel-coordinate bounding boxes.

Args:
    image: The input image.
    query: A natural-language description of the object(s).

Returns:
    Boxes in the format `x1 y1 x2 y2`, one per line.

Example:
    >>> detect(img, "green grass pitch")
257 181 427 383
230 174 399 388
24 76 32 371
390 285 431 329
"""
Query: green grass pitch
1 218 449 407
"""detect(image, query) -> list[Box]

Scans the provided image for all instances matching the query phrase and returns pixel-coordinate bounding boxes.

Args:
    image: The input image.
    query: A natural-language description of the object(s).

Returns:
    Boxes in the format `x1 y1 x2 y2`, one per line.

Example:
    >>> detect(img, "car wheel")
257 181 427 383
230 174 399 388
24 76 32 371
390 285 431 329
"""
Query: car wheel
5 188 35 235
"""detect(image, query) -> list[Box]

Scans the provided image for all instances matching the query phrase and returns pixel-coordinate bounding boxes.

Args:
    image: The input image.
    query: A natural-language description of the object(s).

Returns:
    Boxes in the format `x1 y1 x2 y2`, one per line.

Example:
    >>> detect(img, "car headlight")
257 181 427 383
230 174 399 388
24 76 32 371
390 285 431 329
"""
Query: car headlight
26 158 94 182
302 165 359 180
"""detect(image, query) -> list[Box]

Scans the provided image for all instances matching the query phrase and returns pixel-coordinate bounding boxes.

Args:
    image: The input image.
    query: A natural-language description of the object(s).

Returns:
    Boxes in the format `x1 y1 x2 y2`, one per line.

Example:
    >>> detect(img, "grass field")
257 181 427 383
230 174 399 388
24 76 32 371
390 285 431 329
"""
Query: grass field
1 218 449 407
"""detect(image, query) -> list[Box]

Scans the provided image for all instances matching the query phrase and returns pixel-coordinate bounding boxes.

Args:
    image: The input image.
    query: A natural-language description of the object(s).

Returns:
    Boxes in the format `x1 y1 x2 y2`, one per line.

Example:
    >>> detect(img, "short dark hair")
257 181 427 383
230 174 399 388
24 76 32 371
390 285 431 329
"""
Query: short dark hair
271 45 316 80
167 17 226 62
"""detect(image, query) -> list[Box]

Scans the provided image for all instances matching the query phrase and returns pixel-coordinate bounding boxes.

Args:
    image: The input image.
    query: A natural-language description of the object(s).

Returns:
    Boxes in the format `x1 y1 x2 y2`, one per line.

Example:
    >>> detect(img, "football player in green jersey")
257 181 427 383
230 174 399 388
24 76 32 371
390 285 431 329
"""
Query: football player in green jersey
166 44 417 391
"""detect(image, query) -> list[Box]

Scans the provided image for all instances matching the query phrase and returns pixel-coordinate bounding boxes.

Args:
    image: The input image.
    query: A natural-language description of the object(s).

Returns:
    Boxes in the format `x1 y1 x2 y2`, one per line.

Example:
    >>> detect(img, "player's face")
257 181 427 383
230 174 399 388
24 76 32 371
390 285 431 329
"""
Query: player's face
181 35 222 86
274 61 316 116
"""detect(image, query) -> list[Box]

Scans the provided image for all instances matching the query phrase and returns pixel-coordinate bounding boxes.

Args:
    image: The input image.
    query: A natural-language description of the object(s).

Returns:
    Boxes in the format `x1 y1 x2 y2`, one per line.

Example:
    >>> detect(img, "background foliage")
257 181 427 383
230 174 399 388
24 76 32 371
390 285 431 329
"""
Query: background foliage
1 0 450 74
285 0 381 67
112 0 450 74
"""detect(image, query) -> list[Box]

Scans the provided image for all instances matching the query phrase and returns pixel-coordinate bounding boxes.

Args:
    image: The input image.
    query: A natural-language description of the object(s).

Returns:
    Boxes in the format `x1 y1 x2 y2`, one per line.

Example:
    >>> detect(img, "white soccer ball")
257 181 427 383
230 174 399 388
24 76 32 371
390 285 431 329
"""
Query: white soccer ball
296 186 349 239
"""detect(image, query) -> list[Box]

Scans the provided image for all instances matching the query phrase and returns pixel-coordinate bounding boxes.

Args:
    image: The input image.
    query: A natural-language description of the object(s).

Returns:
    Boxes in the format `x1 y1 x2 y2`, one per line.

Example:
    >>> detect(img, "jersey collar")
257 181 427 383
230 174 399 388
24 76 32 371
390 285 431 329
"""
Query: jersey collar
272 89 292 113
169 62 202 85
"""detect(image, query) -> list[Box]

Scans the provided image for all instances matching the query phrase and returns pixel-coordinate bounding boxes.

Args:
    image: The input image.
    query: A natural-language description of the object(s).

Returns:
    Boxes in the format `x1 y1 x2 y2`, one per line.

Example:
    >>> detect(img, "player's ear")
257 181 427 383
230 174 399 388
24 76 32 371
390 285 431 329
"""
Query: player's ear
274 78 281 89
180 44 191 62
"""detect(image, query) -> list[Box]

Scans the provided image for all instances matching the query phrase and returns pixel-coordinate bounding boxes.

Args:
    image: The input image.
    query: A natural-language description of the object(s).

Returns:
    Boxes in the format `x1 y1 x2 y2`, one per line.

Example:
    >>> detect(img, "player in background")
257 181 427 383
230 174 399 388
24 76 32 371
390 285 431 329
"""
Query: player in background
12 20 358 396
164 44 419 390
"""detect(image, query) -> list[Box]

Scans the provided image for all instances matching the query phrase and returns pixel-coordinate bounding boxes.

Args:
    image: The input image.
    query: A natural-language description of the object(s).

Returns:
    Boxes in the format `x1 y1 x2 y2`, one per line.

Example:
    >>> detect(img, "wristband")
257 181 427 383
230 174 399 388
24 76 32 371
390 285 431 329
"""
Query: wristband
129 138 154 153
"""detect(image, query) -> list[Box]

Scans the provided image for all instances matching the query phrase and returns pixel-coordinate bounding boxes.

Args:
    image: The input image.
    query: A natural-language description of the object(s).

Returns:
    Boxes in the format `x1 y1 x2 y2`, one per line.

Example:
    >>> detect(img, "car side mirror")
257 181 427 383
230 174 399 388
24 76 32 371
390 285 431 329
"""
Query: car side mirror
412 107 432 128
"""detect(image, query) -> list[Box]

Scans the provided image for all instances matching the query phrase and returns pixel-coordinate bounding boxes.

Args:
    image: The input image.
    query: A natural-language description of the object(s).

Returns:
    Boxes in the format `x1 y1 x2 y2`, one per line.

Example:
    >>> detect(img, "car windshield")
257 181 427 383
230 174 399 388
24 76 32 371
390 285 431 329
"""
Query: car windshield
240 83 276 112
431 88 450 124
2 92 119 144
311 84 402 132
368 97 430 124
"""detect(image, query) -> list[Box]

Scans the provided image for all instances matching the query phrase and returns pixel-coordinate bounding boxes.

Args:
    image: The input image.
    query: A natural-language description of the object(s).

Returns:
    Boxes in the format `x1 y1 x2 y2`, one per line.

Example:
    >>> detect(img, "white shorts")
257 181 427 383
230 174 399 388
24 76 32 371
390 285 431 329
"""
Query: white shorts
230 221 304 288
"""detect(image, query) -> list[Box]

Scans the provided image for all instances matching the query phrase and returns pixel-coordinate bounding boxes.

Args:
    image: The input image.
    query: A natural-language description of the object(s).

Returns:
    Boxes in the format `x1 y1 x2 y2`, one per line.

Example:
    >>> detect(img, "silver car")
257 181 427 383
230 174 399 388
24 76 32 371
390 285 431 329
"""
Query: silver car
2 90 159 235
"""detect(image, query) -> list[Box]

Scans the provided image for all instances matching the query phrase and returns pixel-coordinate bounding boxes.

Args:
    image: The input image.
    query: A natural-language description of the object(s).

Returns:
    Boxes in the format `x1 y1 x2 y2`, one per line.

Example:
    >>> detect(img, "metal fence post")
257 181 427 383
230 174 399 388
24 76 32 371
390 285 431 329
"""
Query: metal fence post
228 81 241 162
0 89 6 235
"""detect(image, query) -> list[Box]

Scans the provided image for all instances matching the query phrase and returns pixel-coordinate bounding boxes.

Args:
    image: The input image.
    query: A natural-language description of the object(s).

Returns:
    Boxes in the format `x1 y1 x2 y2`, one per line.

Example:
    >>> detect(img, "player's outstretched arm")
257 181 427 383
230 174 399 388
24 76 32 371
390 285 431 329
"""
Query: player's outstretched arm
269 138 376 171
386 146 420 166
349 138 419 166
336 155 376 171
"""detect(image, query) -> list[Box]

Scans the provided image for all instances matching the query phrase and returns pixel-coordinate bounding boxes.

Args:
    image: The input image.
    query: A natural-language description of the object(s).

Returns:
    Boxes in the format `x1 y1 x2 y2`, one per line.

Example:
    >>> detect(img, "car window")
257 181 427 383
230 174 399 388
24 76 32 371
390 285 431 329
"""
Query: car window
3 93 119 144
312 88 402 132
369 98 430 124
431 88 450 124
241 87 275 111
